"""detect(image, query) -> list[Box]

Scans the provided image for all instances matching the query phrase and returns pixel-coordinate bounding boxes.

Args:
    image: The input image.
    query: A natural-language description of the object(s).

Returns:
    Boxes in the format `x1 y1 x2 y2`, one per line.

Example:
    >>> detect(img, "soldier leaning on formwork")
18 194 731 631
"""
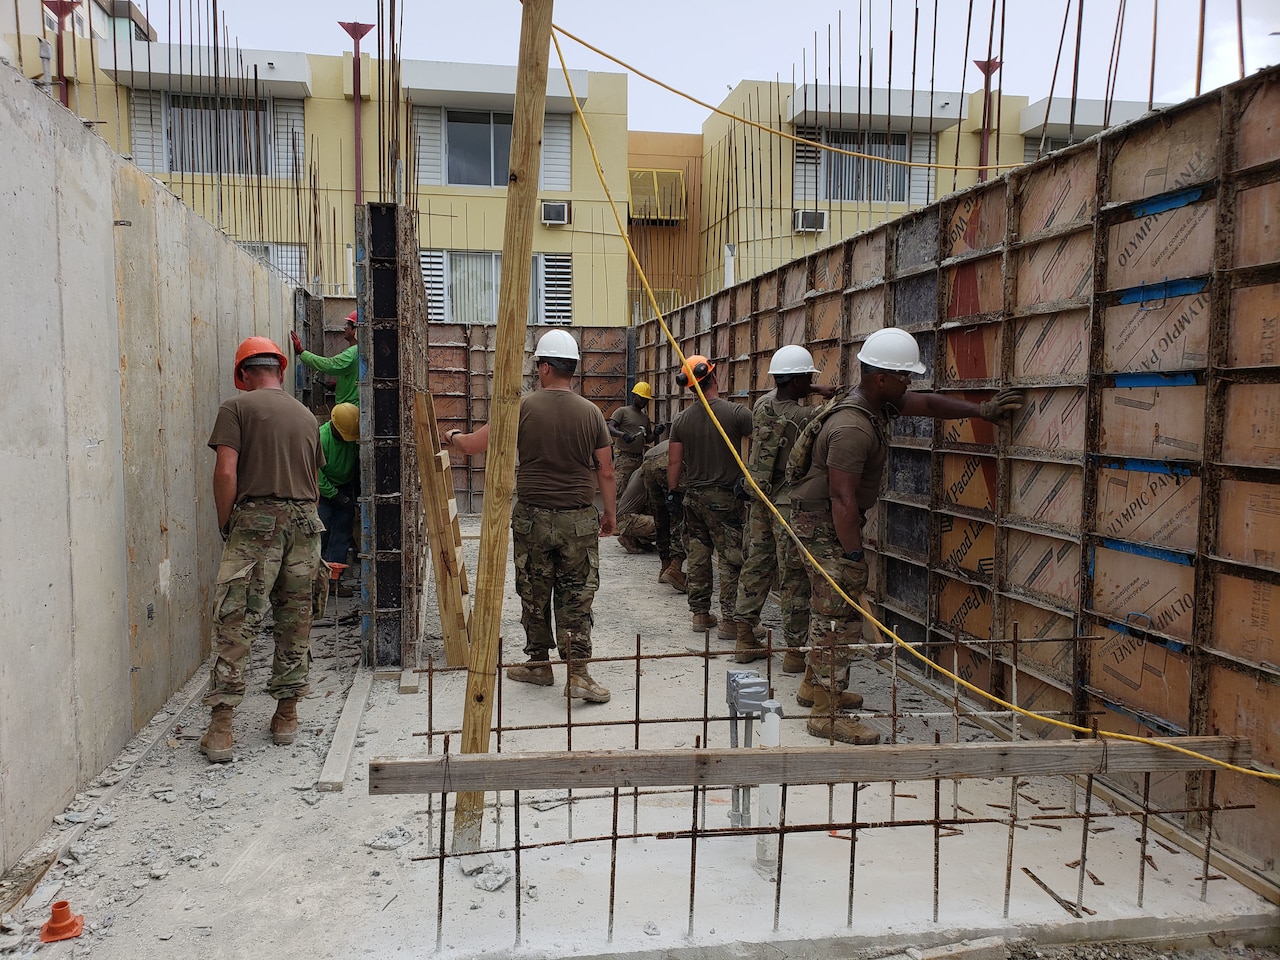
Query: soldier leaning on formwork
201 337 326 763
666 356 754 644
786 327 1024 746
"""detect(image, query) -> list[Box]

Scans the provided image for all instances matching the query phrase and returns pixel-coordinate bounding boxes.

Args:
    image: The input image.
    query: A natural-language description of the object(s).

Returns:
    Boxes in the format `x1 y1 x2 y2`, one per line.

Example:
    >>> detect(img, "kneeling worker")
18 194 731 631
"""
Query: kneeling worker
317 402 359 595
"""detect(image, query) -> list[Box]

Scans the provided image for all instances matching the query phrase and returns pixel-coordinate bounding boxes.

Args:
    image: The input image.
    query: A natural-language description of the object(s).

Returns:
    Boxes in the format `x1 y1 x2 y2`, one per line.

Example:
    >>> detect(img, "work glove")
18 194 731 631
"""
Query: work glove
653 422 667 438
289 330 304 354
219 521 231 543
732 476 753 502
665 490 684 513
978 388 1024 422
622 433 636 444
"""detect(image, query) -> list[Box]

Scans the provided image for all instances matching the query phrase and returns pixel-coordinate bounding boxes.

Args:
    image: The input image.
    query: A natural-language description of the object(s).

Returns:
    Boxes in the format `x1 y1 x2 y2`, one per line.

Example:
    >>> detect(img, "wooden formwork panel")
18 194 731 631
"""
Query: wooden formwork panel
432 395 467 420
736 284 753 319
1001 598 1076 682
580 350 626 376
1218 479 1280 573
940 405 1000 447
428 368 468 395
696 300 714 335
756 310 778 354
810 342 842 384
731 319 752 358
896 209 939 271
1222 383 1280 467
945 185 1007 257
1009 459 1084 533
782 260 809 306
581 325 626 353
848 288 885 338
1014 232 1093 306
1105 201 1216 291
730 360 751 398
1235 180 1280 268
814 243 845 292
888 446 933 499
911 330 938 383
427 322 468 347
579 374 625 402
1011 386 1089 454
939 514 995 578
1227 282 1280 368
1102 291 1211 372
714 323 731 361
1007 530 1081 608
812 293 842 341
1108 101 1220 202
942 322 1002 382
693 331 712 359
780 305 805 347
941 452 997 511
1208 667 1279 770
1098 384 1206 460
1211 572 1279 668
1012 309 1089 380
892 409 934 442
885 501 929 558
1096 467 1200 551
1017 147 1097 236
1237 75 1280 170
757 272 779 311
937 576 993 640
429 344 468 371
939 642 994 689
1212 772 1280 885
850 231 887 286
754 357 772 392
1091 546 1196 642
1093 627 1192 730
1015 677 1077 740
892 272 938 328
944 255 1003 320
714 291 732 326
884 555 928 616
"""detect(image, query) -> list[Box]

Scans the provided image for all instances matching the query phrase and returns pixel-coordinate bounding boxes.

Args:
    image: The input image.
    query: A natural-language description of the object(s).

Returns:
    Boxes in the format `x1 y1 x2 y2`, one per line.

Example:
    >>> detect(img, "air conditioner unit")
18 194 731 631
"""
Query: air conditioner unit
793 209 827 233
541 200 571 225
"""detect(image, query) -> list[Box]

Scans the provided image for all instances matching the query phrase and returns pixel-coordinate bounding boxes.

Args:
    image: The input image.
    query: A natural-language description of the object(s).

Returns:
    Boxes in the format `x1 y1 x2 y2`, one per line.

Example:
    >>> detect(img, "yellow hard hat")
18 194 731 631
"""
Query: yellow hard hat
330 403 359 442
631 381 653 400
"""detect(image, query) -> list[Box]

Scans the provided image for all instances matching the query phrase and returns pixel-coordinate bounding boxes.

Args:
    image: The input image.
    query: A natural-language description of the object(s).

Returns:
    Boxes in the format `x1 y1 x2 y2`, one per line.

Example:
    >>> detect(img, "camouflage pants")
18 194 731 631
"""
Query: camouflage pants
204 498 323 707
733 501 811 645
616 511 657 544
512 501 600 661
791 507 869 688
642 458 685 564
682 486 744 618
615 453 642 502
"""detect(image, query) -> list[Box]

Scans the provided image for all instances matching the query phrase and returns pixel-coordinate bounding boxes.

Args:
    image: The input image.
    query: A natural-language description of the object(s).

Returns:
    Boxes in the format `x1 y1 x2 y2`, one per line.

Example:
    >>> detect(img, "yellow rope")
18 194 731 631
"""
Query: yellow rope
552 21 1024 175
550 34 1276 785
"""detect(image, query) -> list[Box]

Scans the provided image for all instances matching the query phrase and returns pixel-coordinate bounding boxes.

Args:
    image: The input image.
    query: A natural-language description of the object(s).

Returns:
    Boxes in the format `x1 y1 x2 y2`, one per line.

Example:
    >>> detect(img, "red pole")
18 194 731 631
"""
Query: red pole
973 58 1000 183
44 1 79 108
340 22 374 206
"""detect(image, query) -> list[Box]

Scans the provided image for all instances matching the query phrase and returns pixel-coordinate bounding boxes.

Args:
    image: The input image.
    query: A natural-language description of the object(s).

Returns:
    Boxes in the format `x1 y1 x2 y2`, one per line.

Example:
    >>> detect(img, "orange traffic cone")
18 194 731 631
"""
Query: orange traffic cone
40 900 84 943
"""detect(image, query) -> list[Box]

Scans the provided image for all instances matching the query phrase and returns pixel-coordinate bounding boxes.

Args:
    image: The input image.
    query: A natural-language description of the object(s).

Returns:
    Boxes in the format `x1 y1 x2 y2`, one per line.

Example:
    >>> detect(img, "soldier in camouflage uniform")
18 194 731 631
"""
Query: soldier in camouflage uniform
667 356 753 640
641 440 687 591
730 346 837 669
201 336 325 763
788 328 1023 745
506 329 617 703
608 381 654 506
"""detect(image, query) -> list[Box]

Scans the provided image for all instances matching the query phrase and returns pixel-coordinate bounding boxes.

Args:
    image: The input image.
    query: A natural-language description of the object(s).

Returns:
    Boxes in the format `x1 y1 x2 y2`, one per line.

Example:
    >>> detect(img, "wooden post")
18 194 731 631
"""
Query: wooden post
452 0 554 852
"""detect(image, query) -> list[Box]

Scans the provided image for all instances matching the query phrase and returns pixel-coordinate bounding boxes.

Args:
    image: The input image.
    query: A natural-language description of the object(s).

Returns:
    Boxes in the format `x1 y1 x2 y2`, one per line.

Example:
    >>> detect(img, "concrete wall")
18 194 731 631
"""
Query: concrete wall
0 63 295 873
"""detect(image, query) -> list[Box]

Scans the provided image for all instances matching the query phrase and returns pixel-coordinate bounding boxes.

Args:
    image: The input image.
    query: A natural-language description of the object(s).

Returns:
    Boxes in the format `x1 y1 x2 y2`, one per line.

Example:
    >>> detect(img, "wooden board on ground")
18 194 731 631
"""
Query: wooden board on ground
316 668 374 792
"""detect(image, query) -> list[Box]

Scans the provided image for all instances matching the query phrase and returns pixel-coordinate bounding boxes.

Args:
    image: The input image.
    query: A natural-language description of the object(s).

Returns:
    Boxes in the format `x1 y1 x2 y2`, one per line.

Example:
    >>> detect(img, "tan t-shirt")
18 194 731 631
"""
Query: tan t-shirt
669 397 753 488
789 405 887 510
609 404 650 457
516 389 612 509
207 388 324 503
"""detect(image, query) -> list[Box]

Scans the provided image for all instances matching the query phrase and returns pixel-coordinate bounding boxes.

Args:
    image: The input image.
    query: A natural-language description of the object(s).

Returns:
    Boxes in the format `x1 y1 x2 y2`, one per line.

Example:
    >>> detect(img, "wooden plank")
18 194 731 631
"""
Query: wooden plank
317 668 374 792
1223 383 1280 467
1102 292 1211 372
1218 479 1280 573
1105 201 1216 291
1227 282 1280 368
1096 466 1200 550
1098 385 1205 460
1012 309 1089 380
367 737 1251 795
1108 102 1219 202
1234 180 1280 269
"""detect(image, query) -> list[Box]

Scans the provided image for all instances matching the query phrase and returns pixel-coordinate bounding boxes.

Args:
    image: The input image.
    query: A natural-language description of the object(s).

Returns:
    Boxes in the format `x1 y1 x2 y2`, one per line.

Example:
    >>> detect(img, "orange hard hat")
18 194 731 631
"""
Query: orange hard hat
346 310 358 325
233 336 288 390
676 355 714 389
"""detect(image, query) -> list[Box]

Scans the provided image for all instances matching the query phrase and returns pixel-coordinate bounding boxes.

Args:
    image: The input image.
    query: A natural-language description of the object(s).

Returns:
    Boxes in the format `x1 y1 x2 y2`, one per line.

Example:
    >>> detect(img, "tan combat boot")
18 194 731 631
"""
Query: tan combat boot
565 665 610 703
690 612 718 633
661 563 688 593
271 697 300 746
618 536 644 554
805 680 880 745
782 648 807 675
657 559 672 583
199 704 234 763
733 621 768 662
795 664 864 710
507 657 555 686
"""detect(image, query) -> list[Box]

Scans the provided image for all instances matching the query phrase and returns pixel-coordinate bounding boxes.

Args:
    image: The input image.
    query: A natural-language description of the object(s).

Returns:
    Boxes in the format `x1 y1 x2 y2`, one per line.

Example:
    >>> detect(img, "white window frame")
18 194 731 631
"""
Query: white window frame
158 94 303 177
414 108 571 189
443 110 513 187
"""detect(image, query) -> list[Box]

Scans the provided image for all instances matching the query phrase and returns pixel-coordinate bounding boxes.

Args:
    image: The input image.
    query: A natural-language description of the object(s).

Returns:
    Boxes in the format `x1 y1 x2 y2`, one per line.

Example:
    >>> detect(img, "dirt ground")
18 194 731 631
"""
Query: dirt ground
1 519 1277 959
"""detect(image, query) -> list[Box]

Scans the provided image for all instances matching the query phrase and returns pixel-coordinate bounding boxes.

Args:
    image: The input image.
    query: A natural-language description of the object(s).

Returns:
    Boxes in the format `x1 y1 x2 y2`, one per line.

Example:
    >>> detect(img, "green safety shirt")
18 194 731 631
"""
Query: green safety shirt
317 420 359 500
299 345 359 405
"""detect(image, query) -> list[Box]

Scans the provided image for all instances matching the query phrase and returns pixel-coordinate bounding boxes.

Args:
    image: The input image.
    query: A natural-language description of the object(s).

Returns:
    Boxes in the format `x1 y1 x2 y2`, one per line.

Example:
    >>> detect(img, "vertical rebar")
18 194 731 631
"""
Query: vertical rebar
686 782 699 938
1199 770 1217 902
436 786 447 951
1137 772 1151 907
1067 0 1084 144
633 633 641 842
773 783 789 932
608 787 620 942
933 731 942 922
514 789 523 946
847 781 860 927
1194 0 1206 97
1148 0 1158 110
1075 772 1095 911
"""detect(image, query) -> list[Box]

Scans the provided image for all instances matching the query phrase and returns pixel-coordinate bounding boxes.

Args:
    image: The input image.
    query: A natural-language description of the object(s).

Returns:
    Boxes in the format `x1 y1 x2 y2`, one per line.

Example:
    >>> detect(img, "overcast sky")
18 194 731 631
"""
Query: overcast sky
166 0 1280 132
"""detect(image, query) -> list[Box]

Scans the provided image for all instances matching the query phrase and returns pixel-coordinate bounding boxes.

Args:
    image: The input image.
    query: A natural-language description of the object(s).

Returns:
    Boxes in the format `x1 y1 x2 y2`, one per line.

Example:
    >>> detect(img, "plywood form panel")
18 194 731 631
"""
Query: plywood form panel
580 349 626 376
944 255 1003 320
888 446 933 499
1010 387 1089 454
946 186 1006 257
1235 180 1280 268
815 243 846 292
780 306 805 348
1237 75 1280 170
884 556 928 615
1014 678 1077 740
714 322 731 360
893 272 938 329
896 209 939 271
939 514 995 578
714 291 732 327
781 260 807 306
1009 459 1084 533
1208 668 1279 770
1211 573 1279 668
1018 150 1097 236
757 271 778 311
429 368 468 396
938 642 994 690
756 310 778 354
941 453 998 511
1006 530 1081 608
850 231 887 286
940 405 1001 448
1014 232 1092 306
1102 291 1211 372
1105 201 1216 291
942 322 1002 382
1108 102 1219 202
848 288 885 337
731 360 751 397
1217 479 1280 572
1012 310 1089 381
1096 467 1200 551
885 501 929 558
810 342 841 385
1098 384 1206 460
812 293 842 341
1211 771 1280 883
1091 546 1196 642
1221 383 1280 466
1001 598 1076 686
1227 283 1280 368
1093 628 1192 729
937 576 993 640
731 319 752 358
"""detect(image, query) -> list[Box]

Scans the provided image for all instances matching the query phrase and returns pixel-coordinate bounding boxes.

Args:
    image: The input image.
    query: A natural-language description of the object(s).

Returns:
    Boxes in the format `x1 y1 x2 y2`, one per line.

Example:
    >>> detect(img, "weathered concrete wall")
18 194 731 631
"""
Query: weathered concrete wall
0 65 296 873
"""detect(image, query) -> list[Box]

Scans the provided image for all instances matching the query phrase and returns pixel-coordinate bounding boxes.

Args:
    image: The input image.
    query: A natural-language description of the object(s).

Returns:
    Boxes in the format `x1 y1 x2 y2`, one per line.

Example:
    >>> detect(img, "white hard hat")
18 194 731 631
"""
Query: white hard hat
534 328 580 361
856 327 927 374
768 344 818 376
